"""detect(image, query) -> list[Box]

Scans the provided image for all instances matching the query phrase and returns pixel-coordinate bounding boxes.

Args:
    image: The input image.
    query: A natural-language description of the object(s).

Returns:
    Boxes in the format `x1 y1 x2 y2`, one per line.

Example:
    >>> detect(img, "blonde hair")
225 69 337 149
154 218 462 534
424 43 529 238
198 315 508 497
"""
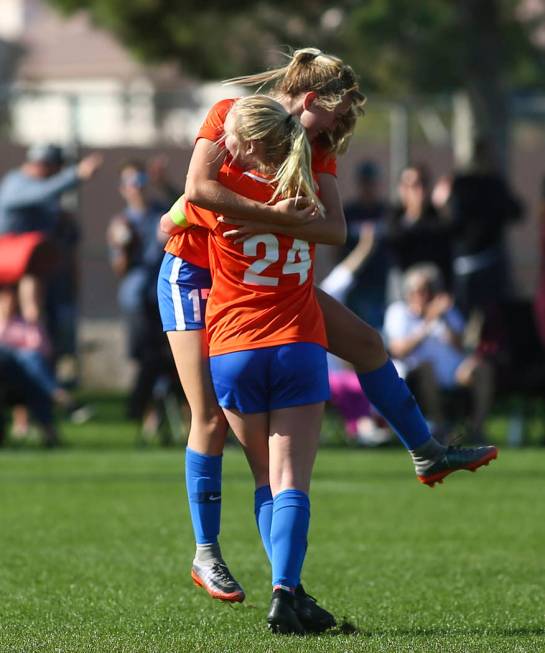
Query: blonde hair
225 48 366 154
226 95 323 212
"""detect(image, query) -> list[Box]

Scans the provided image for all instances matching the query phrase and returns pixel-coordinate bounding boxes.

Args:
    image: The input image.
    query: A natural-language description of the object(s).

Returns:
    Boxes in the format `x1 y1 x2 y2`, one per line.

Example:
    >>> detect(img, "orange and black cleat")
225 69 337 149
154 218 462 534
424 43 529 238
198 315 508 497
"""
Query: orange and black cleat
418 445 498 488
191 561 245 603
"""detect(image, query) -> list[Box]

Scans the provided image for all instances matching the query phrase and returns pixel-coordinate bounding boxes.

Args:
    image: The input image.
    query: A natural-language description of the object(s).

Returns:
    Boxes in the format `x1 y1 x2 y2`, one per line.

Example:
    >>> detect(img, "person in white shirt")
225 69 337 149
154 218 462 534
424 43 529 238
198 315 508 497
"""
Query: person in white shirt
383 263 494 443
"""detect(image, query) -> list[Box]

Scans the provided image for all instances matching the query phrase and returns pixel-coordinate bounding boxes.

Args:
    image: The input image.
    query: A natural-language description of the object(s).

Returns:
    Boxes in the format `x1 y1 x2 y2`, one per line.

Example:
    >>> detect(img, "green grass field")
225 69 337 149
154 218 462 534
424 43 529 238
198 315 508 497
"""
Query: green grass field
1 399 544 653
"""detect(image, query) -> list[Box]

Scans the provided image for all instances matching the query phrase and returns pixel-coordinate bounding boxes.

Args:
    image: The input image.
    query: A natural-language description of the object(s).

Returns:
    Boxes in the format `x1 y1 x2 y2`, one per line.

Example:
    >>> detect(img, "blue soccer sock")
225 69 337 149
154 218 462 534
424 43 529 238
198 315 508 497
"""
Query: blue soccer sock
270 489 310 590
185 447 222 545
254 485 273 563
358 359 432 450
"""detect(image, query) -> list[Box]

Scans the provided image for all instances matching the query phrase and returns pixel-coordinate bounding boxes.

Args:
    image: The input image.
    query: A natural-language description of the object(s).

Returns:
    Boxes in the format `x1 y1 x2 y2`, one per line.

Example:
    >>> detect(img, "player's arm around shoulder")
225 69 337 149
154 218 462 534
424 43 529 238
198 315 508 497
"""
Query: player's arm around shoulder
222 173 346 246
184 138 266 220
185 139 313 226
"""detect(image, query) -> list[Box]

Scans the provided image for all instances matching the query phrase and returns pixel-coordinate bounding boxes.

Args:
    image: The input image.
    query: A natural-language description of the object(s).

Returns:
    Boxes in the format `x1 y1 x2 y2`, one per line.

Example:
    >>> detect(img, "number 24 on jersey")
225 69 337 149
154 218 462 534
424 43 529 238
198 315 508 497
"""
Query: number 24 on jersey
242 234 311 287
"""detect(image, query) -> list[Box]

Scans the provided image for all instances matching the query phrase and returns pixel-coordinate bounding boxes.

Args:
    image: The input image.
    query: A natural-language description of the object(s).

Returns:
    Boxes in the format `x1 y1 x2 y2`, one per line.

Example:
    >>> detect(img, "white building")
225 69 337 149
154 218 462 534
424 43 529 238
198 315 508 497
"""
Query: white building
0 0 243 146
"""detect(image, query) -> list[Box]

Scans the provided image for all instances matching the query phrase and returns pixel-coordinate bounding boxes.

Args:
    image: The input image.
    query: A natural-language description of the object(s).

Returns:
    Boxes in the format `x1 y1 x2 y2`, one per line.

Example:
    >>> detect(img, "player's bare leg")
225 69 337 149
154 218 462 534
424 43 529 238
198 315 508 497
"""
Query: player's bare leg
167 330 227 456
224 410 270 489
267 403 335 633
223 404 336 633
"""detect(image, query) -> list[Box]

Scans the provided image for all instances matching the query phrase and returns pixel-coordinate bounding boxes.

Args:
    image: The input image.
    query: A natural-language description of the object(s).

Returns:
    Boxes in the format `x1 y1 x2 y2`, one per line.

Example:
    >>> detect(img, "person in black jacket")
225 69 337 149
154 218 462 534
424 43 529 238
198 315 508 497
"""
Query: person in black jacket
443 140 523 317
384 164 453 300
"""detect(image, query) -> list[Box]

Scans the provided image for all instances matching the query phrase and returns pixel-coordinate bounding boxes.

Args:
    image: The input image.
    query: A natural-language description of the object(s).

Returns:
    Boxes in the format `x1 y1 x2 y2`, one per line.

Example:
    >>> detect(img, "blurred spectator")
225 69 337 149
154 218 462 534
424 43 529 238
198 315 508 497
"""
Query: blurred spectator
441 139 523 317
321 224 392 445
45 207 81 366
107 160 172 433
0 344 59 448
384 164 453 299
383 264 494 443
147 155 183 207
341 160 391 329
0 144 102 324
0 285 89 437
534 176 545 349
431 174 453 211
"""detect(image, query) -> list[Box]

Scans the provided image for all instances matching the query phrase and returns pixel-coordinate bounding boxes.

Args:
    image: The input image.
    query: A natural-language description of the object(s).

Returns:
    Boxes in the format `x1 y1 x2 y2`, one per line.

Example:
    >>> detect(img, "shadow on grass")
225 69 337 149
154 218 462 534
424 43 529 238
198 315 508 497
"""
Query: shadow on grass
330 620 360 636
353 626 545 638
255 623 545 639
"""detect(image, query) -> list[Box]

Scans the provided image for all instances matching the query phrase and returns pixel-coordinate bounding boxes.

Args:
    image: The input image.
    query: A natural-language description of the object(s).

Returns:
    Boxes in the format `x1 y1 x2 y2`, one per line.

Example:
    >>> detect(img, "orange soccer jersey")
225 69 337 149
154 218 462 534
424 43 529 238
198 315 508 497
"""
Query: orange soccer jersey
164 98 337 268
182 164 327 356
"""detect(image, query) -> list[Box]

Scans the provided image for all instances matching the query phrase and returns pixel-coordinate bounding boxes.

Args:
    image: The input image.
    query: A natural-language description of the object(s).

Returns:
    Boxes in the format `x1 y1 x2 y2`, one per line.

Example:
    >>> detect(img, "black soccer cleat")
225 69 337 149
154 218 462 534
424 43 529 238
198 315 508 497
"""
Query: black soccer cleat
267 588 305 635
294 583 336 633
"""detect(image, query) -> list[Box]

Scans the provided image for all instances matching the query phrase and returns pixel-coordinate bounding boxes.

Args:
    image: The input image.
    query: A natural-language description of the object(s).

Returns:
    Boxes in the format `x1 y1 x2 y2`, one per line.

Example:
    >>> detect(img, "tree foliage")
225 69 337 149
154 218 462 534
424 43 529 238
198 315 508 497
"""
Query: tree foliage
46 0 545 168
46 0 327 79
340 0 545 96
46 0 545 95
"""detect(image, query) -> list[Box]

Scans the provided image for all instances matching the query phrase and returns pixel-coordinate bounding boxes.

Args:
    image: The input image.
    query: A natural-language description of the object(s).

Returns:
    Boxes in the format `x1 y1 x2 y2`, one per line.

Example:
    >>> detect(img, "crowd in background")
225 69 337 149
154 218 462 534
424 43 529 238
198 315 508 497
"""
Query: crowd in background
106 157 179 441
0 145 102 445
1 140 545 447
332 145 545 445
0 146 179 445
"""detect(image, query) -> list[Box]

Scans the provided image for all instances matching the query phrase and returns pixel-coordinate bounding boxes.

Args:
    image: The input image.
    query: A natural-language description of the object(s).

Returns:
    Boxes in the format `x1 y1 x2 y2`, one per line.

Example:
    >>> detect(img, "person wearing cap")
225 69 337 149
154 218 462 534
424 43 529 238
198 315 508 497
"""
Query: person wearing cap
0 144 102 323
0 144 101 236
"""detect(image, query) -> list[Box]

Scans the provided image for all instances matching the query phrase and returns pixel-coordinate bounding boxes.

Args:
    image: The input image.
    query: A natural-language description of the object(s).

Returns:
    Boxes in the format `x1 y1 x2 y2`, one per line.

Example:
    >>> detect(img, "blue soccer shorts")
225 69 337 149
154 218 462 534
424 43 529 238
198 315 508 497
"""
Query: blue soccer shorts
157 253 212 331
209 342 330 413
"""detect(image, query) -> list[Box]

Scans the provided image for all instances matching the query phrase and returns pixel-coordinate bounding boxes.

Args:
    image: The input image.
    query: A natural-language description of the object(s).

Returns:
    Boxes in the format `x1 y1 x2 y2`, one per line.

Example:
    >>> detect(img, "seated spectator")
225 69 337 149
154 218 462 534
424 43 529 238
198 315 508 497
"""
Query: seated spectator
321 224 392 445
0 285 88 435
0 345 59 447
383 264 494 443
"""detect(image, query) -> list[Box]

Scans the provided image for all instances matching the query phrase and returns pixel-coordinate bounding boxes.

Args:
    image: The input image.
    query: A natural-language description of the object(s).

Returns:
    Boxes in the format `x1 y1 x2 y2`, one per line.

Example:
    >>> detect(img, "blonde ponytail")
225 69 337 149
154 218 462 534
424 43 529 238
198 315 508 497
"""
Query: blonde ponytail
226 96 323 212
270 118 323 213
224 47 366 153
224 47 339 96
224 65 288 93
287 47 322 67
